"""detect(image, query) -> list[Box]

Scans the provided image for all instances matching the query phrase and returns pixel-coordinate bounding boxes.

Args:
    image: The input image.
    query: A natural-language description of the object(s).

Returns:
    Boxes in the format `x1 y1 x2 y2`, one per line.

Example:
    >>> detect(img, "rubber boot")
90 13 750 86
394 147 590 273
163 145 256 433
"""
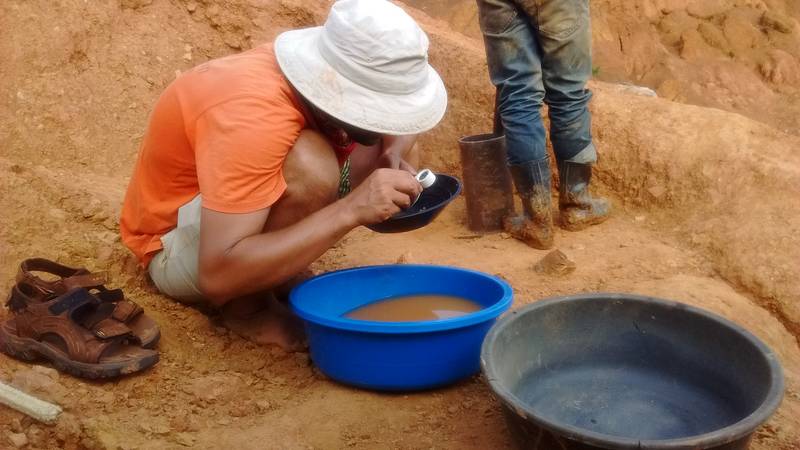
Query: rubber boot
557 160 611 231
503 158 554 250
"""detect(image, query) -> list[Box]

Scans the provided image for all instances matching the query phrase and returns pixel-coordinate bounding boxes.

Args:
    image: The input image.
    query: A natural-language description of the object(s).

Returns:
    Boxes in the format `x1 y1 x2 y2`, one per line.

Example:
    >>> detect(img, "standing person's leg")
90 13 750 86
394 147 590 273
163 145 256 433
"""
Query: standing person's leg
535 0 610 230
476 0 554 249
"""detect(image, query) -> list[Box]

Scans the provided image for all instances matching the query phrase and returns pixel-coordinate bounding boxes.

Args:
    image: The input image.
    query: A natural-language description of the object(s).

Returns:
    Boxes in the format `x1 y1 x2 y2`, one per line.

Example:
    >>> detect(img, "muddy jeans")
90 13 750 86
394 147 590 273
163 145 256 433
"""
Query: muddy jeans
477 0 596 165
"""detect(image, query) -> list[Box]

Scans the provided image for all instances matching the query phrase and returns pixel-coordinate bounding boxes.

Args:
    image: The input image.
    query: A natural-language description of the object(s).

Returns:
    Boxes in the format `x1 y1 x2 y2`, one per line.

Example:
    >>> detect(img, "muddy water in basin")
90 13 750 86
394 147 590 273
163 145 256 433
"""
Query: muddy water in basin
345 295 482 322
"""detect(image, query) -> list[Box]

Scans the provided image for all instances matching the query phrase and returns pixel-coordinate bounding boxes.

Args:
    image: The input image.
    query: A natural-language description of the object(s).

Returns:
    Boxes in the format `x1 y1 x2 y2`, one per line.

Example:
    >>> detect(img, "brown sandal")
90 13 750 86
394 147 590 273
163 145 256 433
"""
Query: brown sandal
14 258 160 348
0 286 158 379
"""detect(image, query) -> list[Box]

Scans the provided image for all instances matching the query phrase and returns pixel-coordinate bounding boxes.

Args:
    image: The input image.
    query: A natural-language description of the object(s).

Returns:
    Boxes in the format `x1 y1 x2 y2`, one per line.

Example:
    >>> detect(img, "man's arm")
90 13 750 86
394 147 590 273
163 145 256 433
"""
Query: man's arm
197 168 421 305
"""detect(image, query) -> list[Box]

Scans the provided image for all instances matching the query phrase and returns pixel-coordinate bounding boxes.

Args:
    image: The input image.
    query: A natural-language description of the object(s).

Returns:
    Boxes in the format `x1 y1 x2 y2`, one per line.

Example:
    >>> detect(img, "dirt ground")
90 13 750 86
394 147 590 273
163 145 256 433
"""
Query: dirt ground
1 0 799 449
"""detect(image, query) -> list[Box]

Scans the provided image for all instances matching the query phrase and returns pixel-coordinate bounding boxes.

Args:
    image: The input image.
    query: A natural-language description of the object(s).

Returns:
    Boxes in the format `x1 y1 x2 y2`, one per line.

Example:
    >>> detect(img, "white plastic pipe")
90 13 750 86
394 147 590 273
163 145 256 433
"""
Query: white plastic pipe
410 169 437 208
415 169 436 188
0 381 62 424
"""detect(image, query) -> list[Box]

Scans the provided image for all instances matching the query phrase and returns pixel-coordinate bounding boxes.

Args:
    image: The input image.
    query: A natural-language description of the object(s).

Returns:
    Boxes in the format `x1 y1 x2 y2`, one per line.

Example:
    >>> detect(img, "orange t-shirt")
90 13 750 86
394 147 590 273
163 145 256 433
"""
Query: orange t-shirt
120 44 306 266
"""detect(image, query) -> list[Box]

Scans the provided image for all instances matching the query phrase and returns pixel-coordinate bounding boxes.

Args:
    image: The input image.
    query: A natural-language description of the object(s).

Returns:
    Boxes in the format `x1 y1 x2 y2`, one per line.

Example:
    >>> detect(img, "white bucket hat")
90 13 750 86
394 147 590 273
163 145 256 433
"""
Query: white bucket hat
275 0 447 135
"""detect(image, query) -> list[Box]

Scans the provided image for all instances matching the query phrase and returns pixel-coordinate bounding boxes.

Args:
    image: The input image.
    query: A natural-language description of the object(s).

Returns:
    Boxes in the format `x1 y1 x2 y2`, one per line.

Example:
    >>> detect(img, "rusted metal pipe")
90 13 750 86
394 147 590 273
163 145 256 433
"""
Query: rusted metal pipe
458 133 514 232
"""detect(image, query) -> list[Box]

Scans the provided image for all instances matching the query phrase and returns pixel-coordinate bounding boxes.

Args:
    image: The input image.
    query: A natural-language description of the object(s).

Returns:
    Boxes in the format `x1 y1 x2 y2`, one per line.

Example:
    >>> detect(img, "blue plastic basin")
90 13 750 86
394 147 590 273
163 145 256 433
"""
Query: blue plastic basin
289 264 512 391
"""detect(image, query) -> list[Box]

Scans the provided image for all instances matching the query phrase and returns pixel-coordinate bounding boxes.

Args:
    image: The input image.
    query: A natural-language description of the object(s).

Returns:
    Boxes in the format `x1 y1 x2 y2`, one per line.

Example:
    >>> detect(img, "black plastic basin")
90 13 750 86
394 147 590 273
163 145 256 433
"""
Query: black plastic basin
366 173 461 233
481 294 784 449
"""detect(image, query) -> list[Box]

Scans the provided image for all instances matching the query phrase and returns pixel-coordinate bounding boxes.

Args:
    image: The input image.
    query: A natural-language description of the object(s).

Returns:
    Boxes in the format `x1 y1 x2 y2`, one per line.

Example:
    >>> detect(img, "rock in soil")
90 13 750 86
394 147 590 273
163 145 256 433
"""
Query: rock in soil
533 249 577 276
11 366 67 404
7 432 28 448
396 251 414 264
762 11 795 34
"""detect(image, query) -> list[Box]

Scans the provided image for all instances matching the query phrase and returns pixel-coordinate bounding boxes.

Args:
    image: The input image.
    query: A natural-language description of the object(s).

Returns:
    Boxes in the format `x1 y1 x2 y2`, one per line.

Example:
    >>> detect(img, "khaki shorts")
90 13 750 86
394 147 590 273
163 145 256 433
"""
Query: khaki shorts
148 196 204 303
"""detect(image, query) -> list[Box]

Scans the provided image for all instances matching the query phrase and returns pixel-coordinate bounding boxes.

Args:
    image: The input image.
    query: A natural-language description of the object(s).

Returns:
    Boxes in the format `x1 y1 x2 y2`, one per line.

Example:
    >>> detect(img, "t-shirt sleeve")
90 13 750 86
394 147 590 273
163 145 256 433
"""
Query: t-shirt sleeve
194 95 303 213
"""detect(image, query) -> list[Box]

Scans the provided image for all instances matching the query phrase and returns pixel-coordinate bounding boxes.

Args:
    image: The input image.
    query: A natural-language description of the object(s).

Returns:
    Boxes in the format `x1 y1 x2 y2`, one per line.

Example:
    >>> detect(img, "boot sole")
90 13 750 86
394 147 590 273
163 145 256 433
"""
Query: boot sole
560 214 610 232
503 218 554 250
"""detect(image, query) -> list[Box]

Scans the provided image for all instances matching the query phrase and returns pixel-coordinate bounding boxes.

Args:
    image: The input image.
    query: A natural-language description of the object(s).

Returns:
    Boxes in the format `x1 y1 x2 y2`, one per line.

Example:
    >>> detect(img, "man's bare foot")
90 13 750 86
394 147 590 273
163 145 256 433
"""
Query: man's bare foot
221 293 307 352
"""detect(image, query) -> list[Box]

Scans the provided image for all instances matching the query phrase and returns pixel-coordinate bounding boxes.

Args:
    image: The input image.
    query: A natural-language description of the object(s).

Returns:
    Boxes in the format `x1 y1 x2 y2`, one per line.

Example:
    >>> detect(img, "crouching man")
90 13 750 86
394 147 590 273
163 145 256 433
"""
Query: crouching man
120 0 447 349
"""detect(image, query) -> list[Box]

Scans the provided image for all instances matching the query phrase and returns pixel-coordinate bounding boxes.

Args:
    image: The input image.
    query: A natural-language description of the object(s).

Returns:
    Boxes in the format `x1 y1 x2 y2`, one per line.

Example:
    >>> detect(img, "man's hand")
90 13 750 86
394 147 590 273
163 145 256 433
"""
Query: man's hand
378 135 418 173
342 168 422 225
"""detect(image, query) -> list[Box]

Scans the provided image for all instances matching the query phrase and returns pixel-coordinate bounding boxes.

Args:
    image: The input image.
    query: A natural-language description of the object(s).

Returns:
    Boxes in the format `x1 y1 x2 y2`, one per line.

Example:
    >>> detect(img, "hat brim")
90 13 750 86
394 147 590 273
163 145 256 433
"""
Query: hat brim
275 27 447 135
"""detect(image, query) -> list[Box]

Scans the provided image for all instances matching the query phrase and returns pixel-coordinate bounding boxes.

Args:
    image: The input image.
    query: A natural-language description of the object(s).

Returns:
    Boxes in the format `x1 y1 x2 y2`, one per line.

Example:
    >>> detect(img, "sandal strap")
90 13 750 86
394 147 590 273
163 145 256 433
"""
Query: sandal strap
17 258 107 295
6 281 105 312
62 273 108 291
111 300 143 323
90 289 143 324
6 283 33 312
68 298 135 339
48 288 101 316
94 288 124 303
87 318 132 340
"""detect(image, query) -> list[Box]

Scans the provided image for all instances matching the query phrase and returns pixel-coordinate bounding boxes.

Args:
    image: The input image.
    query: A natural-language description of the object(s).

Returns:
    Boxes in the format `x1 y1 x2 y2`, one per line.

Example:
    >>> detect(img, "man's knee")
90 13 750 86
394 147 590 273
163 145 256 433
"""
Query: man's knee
284 130 340 209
